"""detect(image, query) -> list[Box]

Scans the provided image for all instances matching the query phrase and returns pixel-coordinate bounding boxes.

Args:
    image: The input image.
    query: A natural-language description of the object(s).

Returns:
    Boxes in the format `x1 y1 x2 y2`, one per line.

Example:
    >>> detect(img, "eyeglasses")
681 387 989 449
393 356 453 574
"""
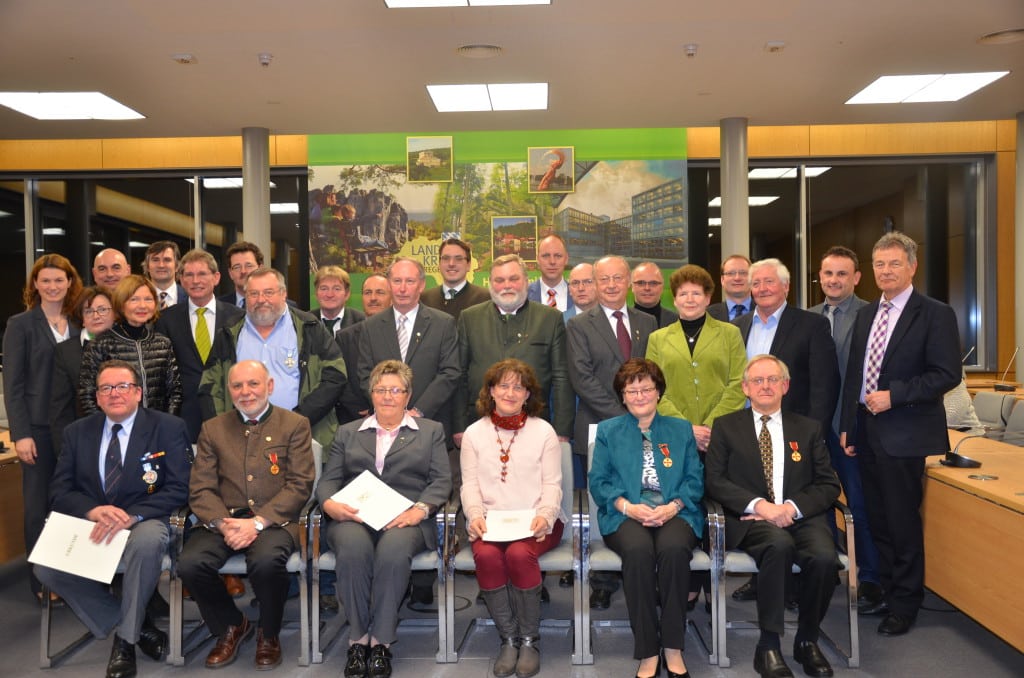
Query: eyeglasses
632 280 662 288
371 387 408 397
97 382 138 396
746 376 785 386
83 306 112 317
493 383 527 394
245 289 282 300
623 386 658 399
723 270 749 278
439 255 467 264
597 275 628 285
568 279 594 288
229 262 258 273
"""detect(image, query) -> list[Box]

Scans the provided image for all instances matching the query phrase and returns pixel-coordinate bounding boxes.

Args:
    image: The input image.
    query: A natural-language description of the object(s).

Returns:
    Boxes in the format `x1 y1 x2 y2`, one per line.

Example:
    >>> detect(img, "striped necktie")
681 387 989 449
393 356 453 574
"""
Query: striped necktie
104 424 123 501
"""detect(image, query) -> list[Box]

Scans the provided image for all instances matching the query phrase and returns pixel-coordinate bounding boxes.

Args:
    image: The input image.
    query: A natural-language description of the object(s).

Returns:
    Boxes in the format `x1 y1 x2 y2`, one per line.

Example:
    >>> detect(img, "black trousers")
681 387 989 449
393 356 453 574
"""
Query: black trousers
856 407 927 617
22 426 56 595
178 526 295 637
736 516 836 639
604 518 697 659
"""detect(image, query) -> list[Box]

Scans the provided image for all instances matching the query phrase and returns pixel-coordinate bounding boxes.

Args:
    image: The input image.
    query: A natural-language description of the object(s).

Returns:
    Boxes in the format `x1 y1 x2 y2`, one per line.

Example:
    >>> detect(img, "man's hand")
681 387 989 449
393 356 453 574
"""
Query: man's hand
219 517 258 550
742 499 796 528
864 390 892 415
85 505 135 544
14 437 37 464
452 433 464 448
840 432 856 457
692 425 711 452
322 499 362 523
385 506 426 531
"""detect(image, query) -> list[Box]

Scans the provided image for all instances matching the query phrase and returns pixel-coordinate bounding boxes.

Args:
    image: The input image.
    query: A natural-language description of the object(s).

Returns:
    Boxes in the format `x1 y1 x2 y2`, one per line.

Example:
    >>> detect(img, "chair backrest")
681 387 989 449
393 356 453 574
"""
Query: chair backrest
585 441 606 547
312 439 323 488
973 391 1014 431
1000 400 1024 447
556 441 575 543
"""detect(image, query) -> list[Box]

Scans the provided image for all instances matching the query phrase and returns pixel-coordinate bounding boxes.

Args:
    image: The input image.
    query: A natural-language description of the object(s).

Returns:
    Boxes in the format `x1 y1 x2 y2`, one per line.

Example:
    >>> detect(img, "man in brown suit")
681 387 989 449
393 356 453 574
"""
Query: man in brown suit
178 360 315 670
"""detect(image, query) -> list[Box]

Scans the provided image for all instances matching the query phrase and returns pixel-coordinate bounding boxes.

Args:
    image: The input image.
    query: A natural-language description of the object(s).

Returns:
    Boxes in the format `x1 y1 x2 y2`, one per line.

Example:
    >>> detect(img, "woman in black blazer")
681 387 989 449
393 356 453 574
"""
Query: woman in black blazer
2 254 82 602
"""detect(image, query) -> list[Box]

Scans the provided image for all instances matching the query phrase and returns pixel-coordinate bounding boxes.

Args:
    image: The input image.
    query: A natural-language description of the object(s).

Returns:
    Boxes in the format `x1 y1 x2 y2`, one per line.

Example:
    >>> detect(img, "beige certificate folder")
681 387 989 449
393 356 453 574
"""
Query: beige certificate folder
28 512 129 583
329 469 413 531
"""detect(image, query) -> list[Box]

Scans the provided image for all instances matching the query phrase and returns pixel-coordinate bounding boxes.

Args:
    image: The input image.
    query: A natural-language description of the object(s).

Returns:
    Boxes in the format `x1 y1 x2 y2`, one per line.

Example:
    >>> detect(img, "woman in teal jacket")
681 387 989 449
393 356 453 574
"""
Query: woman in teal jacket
589 358 703 678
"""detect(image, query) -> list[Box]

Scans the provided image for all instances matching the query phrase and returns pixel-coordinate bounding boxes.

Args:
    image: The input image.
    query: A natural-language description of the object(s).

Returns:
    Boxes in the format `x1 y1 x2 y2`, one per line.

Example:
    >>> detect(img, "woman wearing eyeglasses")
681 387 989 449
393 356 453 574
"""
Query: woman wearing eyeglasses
3 253 83 603
79 274 181 416
460 358 564 678
317 360 451 678
589 358 704 678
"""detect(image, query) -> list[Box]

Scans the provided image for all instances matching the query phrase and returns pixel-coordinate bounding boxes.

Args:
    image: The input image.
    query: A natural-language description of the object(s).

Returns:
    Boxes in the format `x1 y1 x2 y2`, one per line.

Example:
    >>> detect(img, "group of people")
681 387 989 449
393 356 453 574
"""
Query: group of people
2 229 961 678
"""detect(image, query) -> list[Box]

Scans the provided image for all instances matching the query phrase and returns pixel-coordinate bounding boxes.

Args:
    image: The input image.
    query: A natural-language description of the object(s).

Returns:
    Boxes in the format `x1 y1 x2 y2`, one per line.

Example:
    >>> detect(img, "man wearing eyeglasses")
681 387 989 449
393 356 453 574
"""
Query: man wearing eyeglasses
706 355 840 678
707 254 754 322
421 238 489 321
36 359 191 678
630 262 676 328
199 266 346 452
563 263 598 322
219 241 263 309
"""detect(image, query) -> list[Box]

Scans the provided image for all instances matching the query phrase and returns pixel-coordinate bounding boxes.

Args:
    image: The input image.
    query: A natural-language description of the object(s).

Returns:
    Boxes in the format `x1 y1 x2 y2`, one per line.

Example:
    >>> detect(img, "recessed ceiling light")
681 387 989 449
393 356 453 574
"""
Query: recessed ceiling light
708 217 722 226
0 92 143 120
708 196 780 207
42 227 66 236
270 202 299 214
426 83 547 112
846 72 1009 104
749 167 831 179
129 241 150 249
184 177 277 189
385 1 549 7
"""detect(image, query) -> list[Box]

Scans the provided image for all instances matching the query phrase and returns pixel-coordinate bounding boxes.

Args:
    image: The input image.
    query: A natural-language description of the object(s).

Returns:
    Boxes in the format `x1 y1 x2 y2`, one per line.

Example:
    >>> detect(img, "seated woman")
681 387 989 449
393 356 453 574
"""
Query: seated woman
589 358 704 678
317 360 451 678
460 358 565 678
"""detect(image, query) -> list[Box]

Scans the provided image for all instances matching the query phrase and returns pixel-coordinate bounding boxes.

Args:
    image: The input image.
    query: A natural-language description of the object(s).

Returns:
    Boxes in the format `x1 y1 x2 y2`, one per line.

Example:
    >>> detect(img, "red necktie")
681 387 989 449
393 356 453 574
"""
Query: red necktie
546 289 557 308
613 310 632 360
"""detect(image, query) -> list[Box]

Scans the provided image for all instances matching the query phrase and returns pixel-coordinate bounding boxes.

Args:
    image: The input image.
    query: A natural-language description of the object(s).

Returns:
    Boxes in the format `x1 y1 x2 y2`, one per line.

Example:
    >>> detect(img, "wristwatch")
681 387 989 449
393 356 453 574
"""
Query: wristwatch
413 502 431 518
253 518 265 532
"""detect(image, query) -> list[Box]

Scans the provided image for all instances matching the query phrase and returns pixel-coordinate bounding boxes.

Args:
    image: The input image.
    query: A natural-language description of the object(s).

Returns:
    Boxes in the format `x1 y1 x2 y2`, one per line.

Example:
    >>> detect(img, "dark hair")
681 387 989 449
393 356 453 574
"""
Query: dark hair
97 359 142 386
225 240 265 266
476 358 545 417
821 245 859 271
143 241 181 276
669 264 715 297
74 286 110 324
613 358 667 403
24 253 83 314
440 237 472 259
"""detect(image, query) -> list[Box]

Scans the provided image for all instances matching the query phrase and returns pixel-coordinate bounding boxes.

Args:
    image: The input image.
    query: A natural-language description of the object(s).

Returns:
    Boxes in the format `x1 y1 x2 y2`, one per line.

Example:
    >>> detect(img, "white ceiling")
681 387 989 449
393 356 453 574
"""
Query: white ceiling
1 0 1022 140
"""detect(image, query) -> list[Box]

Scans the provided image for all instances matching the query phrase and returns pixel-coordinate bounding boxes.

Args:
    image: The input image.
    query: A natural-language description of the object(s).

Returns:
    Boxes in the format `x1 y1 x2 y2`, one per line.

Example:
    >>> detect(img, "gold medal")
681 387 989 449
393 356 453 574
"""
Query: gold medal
663 457 673 468
789 442 801 462
142 470 157 484
791 452 801 462
270 464 280 475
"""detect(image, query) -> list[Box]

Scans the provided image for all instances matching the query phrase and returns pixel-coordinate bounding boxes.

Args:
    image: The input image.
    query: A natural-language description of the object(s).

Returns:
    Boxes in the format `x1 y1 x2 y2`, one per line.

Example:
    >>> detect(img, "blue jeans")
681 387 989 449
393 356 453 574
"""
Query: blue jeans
826 428 879 585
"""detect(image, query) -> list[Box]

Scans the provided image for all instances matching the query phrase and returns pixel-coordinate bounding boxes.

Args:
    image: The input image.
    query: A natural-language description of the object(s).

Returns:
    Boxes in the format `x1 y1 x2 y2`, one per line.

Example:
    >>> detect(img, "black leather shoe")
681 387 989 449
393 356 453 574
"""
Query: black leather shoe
857 582 886 614
732 577 758 601
558 571 574 588
145 591 170 621
136 617 168 662
106 635 137 678
409 582 433 605
589 588 611 610
793 640 833 677
753 645 794 678
878 613 915 636
320 593 340 614
860 598 890 616
368 643 393 678
344 643 369 678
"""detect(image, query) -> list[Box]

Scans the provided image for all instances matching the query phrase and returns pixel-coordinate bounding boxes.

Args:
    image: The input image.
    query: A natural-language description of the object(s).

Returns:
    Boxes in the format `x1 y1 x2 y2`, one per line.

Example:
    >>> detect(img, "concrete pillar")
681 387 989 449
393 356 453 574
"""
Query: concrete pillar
242 127 271 257
719 117 750 261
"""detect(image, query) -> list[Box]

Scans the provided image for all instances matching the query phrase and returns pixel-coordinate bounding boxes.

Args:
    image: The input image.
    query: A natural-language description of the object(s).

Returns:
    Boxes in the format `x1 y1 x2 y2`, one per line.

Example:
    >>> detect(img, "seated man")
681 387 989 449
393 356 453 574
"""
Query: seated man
705 355 841 678
178 360 315 670
35 359 191 678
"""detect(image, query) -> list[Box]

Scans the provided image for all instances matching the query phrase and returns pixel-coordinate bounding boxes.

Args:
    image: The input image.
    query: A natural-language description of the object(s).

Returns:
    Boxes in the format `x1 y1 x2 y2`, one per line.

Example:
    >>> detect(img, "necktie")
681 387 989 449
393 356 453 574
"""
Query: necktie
194 307 211 363
731 303 746 319
864 301 892 394
758 415 775 503
238 297 245 309
323 317 338 334
447 288 457 300
613 310 632 360
247 419 258 425
159 291 168 309
397 314 410 361
546 289 557 308
825 305 837 336
104 423 123 501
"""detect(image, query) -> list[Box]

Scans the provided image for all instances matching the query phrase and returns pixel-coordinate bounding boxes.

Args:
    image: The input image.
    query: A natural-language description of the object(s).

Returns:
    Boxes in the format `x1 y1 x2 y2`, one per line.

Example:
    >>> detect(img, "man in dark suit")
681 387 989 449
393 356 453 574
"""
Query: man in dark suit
563 262 598 322
807 246 881 610
707 254 754 322
706 355 840 678
143 240 186 308
567 255 657 608
337 274 391 425
420 237 490 320
35 360 191 678
313 265 365 336
630 261 676 328
154 249 244 443
527 233 574 313
840 232 960 637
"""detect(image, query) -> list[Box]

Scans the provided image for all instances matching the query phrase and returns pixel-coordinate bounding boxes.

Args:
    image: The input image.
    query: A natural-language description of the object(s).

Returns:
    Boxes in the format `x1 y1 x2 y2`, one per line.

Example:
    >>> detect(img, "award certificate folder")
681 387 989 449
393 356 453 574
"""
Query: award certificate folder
28 512 129 584
482 509 536 542
329 469 413 531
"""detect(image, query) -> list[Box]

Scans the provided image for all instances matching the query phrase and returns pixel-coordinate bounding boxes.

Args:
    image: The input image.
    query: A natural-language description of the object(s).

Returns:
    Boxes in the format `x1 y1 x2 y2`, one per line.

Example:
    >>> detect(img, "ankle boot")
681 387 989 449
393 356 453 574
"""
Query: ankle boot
509 584 542 678
480 585 519 677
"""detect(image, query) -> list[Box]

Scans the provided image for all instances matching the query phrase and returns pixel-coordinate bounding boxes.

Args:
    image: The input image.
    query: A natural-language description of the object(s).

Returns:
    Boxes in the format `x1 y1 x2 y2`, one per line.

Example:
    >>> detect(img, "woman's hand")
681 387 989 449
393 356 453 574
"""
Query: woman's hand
642 503 679 527
692 425 711 452
530 515 550 541
322 498 362 523
385 506 426 531
467 517 487 541
14 437 37 464
622 500 657 524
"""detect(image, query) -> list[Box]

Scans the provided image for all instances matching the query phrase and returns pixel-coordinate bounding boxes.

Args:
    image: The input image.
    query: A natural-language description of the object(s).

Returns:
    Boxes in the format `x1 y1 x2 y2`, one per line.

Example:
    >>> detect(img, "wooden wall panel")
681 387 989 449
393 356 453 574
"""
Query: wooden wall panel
272 135 307 166
101 137 243 169
0 139 103 170
809 121 999 156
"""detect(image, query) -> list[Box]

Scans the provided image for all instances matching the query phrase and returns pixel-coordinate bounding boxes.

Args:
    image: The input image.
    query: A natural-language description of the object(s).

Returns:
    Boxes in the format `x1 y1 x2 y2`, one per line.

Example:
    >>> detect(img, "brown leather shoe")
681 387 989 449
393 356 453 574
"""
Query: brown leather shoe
223 574 246 598
205 616 254 669
254 630 282 670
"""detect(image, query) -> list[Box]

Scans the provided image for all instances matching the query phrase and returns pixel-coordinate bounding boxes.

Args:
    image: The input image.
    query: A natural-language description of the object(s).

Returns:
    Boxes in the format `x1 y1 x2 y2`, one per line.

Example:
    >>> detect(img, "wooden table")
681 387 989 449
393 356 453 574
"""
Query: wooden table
0 429 27 563
922 431 1024 652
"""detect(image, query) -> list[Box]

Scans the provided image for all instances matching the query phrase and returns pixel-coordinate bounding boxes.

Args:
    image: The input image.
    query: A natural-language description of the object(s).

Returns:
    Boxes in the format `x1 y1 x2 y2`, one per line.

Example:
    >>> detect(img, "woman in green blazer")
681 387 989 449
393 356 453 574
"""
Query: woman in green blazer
646 264 747 452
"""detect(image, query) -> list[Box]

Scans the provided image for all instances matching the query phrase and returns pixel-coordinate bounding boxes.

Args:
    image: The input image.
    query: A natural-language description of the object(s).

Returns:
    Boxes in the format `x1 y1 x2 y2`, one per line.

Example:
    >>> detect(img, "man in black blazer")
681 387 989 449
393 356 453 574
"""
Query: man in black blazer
336 275 391 425
420 237 490 321
840 232 960 637
35 360 191 678
154 250 244 443
630 261 677 328
706 355 840 678
313 265 365 336
707 254 754 322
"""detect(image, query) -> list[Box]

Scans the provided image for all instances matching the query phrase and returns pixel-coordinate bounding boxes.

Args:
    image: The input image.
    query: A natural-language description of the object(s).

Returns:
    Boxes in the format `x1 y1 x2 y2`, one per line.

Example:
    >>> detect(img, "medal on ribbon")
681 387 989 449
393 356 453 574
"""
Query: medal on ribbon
789 441 801 462
659 442 673 468
269 452 280 475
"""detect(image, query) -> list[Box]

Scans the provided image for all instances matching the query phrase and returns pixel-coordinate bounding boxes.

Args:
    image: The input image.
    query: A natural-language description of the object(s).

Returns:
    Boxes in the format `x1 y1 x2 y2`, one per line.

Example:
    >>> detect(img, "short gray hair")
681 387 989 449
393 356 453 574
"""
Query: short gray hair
749 258 790 286
873 231 918 266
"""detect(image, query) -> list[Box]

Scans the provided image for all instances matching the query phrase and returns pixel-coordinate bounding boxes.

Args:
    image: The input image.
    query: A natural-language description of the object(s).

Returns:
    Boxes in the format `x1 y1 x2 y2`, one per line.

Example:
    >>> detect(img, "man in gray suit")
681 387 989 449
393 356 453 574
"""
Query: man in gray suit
809 245 881 612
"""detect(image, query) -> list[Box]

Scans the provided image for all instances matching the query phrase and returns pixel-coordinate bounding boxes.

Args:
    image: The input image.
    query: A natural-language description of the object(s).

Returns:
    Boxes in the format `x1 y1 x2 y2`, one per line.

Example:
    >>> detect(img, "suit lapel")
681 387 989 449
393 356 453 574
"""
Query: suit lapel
406 309 430 361
589 308 622 358
881 292 921 369
691 319 719 361
769 307 794 354
82 415 108 498
626 308 650 357
31 306 58 347
661 323 692 363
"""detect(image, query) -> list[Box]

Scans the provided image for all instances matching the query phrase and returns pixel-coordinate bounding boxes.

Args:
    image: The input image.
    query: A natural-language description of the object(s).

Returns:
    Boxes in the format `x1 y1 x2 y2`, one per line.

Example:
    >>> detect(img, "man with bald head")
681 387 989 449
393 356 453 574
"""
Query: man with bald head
630 262 676 328
563 263 598 322
93 248 130 294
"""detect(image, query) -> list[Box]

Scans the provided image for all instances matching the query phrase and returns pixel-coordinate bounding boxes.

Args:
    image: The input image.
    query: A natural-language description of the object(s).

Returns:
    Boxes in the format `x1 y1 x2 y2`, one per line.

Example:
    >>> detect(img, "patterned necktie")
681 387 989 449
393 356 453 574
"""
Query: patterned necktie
546 289 557 308
159 291 168 309
732 303 746 319
194 307 211 363
613 310 632 360
397 314 410 361
864 301 892 394
758 415 775 503
104 423 123 501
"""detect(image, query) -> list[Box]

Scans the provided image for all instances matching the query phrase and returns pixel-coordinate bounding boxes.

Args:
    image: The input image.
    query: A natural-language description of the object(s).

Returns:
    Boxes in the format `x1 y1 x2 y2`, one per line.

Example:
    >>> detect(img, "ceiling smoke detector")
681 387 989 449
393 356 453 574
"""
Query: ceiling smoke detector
457 44 503 59
171 53 196 65
765 41 786 54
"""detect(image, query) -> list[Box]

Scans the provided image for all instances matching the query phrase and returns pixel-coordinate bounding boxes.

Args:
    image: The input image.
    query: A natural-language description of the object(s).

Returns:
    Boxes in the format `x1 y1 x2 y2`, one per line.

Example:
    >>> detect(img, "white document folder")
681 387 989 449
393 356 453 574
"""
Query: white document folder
329 469 413 531
482 509 536 542
28 512 129 584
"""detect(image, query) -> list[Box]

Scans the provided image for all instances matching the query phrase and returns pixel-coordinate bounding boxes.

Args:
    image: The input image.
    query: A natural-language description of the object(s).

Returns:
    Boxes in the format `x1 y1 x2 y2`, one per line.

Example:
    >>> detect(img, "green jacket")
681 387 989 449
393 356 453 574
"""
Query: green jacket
198 308 346 453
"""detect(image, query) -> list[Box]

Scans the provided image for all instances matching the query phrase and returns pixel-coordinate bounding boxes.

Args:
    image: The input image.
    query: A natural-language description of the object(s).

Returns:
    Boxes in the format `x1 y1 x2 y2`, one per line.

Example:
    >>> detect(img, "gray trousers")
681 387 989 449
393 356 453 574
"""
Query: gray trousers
35 519 168 643
327 520 426 645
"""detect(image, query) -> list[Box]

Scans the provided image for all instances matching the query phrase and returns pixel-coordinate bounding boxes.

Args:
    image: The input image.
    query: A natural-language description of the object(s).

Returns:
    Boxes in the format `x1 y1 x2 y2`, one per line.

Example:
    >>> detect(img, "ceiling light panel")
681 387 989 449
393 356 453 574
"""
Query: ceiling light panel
0 92 143 120
427 84 492 112
385 1 549 6
847 72 1009 104
488 83 547 110
427 83 548 111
